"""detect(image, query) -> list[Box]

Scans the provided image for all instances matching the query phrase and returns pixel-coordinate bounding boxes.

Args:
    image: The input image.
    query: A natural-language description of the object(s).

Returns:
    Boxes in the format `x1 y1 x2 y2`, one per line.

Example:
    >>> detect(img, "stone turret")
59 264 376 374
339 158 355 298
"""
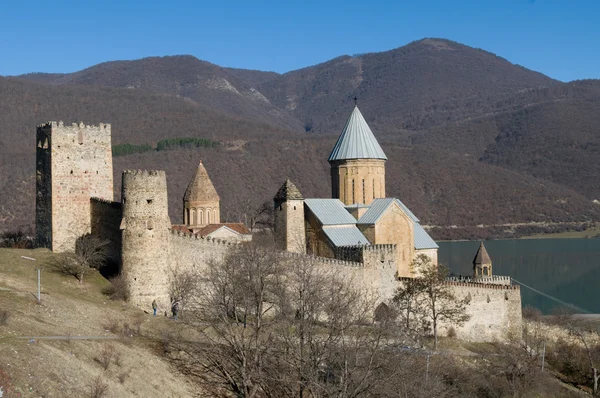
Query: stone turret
120 170 171 308
473 241 492 278
183 160 220 228
274 179 306 253
328 106 387 206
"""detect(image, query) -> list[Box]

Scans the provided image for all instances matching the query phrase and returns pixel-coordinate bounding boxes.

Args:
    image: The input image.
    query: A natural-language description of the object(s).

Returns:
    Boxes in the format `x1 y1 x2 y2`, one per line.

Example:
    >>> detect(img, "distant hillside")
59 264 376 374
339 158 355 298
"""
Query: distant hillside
16 56 302 131
257 38 559 134
3 38 600 238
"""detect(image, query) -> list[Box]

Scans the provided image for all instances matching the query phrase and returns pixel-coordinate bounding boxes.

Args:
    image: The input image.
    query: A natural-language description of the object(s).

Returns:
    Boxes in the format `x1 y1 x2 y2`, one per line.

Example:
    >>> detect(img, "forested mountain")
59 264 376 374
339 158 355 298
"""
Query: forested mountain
3 38 600 239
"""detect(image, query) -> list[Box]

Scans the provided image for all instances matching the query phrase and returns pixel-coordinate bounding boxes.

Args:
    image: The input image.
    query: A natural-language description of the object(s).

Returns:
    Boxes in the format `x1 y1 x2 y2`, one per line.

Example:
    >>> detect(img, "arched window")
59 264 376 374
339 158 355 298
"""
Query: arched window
199 209 203 225
207 209 211 224
190 209 196 225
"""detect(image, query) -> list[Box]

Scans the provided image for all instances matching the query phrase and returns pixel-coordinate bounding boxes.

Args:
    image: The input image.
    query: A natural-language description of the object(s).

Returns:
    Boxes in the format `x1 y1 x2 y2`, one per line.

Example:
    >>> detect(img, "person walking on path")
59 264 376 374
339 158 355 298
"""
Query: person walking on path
171 300 180 320
152 299 158 316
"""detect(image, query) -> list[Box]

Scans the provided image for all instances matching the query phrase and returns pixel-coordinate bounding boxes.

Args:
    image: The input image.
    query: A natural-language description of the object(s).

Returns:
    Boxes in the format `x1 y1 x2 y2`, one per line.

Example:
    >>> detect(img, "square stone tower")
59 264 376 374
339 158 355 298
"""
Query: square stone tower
36 121 114 252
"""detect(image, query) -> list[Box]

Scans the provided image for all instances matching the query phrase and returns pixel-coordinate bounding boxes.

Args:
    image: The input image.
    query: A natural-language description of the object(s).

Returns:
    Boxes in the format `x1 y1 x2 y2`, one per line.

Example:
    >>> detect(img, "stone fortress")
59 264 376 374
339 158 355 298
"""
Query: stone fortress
34 106 522 342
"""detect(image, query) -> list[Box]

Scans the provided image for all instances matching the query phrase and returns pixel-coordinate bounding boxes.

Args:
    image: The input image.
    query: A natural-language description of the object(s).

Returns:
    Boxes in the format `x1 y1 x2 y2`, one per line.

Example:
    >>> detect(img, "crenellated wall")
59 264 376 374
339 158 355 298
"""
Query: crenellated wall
36 121 113 252
90 198 122 264
399 277 522 342
168 229 235 276
446 275 512 286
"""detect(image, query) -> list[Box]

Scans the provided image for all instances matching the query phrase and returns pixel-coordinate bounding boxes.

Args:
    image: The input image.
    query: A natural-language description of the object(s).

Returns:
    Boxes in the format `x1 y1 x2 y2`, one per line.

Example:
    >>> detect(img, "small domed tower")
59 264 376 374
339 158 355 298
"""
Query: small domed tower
329 105 387 205
120 170 171 308
183 160 220 228
473 241 492 278
274 179 306 253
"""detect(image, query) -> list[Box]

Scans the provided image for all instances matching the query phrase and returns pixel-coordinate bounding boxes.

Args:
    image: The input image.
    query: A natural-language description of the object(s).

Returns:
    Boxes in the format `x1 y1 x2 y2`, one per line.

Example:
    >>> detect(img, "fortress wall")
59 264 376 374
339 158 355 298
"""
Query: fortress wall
167 230 232 276
445 282 522 342
90 198 122 264
36 122 113 252
289 245 397 303
360 244 398 301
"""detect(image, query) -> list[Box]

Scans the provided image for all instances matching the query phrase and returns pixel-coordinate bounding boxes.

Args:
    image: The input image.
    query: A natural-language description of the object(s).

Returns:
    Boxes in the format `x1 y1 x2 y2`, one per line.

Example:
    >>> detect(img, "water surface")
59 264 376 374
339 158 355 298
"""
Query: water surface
438 239 600 314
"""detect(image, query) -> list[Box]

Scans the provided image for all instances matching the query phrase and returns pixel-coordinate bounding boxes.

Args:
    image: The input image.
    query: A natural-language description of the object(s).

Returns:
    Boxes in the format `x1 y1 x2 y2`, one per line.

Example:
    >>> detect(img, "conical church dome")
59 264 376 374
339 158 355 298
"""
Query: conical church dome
184 161 219 203
472 241 492 266
328 106 387 162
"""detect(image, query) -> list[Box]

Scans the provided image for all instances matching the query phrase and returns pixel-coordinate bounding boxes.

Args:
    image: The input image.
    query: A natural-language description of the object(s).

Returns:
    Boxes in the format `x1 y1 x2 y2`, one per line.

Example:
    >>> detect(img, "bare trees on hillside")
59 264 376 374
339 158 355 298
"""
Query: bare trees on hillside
393 255 470 350
51 233 110 283
174 235 402 397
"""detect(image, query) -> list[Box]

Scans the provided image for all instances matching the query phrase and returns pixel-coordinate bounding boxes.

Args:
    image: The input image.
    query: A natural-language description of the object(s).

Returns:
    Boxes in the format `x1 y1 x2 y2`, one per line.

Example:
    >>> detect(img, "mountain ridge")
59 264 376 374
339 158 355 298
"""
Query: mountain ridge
2 38 600 238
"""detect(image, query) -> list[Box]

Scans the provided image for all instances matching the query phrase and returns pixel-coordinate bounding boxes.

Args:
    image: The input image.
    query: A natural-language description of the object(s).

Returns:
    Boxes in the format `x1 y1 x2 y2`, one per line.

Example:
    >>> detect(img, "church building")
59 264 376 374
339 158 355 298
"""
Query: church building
274 105 439 277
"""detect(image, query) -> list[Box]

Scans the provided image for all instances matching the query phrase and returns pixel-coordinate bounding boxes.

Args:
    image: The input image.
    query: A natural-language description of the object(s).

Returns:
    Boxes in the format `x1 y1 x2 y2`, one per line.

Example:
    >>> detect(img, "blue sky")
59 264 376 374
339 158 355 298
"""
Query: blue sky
1 0 598 81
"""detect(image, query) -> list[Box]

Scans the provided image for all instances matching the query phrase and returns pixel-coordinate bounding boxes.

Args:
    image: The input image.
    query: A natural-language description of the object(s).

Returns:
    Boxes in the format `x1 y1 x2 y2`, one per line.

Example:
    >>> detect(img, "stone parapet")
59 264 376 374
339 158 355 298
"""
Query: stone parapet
281 250 363 268
446 275 513 286
168 228 241 248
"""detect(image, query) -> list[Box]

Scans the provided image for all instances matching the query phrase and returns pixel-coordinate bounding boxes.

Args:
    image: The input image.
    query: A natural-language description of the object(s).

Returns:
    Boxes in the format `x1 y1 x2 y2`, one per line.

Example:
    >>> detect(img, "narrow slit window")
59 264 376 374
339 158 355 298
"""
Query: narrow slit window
352 180 355 204
362 179 365 204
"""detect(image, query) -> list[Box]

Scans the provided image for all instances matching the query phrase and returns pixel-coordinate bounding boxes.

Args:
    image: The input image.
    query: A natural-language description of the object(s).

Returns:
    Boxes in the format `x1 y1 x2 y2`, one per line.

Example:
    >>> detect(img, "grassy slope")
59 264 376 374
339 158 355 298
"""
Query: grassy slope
0 248 196 398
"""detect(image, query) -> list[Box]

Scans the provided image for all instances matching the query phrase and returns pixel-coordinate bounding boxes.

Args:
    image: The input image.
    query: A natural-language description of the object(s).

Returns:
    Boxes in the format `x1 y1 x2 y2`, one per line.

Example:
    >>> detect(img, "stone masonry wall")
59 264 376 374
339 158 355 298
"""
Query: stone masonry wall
445 282 522 342
36 122 113 252
90 198 122 264
121 170 171 310
274 199 305 253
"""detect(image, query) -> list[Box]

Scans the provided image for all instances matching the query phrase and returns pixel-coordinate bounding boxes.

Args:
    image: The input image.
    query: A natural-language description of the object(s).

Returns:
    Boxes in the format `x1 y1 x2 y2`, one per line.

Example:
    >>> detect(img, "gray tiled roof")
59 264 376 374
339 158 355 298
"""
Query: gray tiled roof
473 242 492 265
323 226 370 246
414 223 439 250
328 106 387 161
304 198 357 225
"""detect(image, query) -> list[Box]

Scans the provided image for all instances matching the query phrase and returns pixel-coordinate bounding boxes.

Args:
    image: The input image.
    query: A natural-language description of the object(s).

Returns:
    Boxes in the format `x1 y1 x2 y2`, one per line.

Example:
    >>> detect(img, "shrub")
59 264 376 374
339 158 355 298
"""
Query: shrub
102 275 130 301
0 310 9 326
88 375 108 398
447 326 457 338
94 345 115 371
0 229 33 248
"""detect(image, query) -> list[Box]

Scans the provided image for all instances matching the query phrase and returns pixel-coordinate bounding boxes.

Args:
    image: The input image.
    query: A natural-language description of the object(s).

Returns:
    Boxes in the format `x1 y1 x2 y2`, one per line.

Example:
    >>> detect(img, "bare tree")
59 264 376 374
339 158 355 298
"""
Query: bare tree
180 235 284 397
393 258 427 332
52 234 109 284
268 257 397 398
552 309 600 395
401 255 470 350
169 267 198 314
521 306 547 359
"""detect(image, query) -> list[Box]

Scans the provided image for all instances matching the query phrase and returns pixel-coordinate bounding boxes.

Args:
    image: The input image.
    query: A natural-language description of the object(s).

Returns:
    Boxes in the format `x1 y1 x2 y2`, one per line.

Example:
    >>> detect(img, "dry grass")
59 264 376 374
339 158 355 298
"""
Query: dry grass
0 248 196 397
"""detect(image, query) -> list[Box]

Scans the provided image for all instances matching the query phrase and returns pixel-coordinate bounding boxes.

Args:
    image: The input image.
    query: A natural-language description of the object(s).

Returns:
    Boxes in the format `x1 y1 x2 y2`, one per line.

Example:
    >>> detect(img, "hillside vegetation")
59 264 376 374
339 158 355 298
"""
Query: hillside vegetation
3 38 600 239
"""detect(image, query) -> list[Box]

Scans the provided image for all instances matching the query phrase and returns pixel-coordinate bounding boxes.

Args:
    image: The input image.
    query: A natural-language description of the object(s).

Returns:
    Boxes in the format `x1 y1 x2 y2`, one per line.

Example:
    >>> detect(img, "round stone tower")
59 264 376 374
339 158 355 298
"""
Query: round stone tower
183 160 220 229
120 170 171 309
329 106 387 205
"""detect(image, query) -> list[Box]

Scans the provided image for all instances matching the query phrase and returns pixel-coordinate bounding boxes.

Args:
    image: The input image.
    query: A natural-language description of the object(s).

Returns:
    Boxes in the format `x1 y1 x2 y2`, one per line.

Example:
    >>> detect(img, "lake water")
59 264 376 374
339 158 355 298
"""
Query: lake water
438 238 600 314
